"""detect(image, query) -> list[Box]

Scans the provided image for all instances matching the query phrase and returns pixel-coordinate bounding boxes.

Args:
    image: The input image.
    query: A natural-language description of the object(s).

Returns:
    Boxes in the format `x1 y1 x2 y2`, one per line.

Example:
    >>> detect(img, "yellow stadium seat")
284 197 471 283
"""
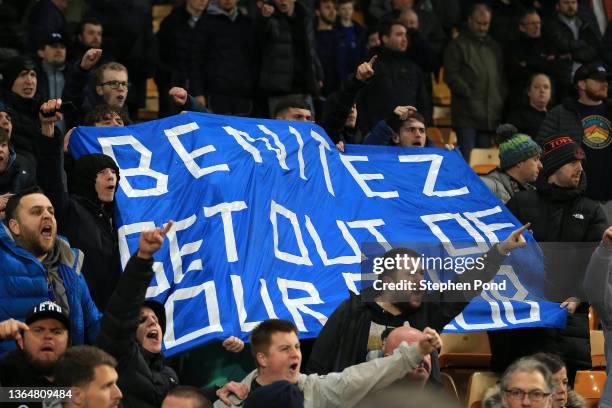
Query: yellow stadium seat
439 332 491 368
470 148 500 175
426 127 445 147
466 371 499 408
591 330 606 368
441 372 460 402
574 370 606 408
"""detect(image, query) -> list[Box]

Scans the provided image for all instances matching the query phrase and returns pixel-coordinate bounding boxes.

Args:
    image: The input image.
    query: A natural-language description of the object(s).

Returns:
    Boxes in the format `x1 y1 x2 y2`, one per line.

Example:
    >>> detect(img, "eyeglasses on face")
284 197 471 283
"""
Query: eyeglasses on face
100 80 130 89
504 388 551 402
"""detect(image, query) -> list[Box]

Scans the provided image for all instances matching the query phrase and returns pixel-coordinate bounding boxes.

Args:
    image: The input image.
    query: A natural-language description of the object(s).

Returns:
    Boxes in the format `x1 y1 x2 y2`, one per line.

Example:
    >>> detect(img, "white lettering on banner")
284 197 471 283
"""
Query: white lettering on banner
463 207 516 243
257 125 290 170
342 272 379 295
398 154 469 197
231 276 279 332
288 126 307 180
428 268 506 330
204 201 248 262
164 281 222 348
164 122 230 178
99 135 168 197
277 278 328 331
223 126 263 163
118 221 170 297
489 265 540 324
258 279 279 320
305 217 361 265
270 201 313 265
310 130 335 196
339 155 399 199
421 212 490 257
346 219 392 252
166 215 203 284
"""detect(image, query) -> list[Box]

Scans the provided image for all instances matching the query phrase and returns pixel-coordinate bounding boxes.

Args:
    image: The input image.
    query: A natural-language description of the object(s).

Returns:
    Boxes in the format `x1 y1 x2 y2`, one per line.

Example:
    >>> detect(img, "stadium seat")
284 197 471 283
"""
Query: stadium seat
426 127 445 147
469 148 500 175
152 5 173 33
591 330 606 368
438 332 491 368
574 370 606 408
433 68 452 106
466 371 499 408
441 372 460 402
589 306 600 330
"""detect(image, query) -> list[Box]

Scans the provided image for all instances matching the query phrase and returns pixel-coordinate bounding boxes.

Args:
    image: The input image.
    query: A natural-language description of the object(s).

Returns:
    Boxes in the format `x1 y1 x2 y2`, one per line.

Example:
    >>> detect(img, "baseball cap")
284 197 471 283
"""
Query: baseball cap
573 63 610 84
25 301 70 330
39 32 67 49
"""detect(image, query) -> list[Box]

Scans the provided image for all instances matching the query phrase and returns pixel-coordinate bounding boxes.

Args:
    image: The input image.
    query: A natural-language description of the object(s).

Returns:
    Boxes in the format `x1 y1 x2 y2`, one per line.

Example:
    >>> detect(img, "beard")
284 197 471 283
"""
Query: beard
585 87 608 102
15 228 54 258
23 348 58 376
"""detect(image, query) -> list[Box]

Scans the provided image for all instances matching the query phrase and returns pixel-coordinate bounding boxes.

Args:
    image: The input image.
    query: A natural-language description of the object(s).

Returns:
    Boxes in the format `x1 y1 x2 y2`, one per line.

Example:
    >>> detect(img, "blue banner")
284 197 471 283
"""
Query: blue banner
70 112 566 356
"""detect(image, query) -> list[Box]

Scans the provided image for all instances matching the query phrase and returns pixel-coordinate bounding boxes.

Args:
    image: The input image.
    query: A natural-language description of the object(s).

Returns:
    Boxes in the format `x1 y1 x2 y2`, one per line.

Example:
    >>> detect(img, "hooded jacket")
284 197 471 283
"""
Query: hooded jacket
0 224 101 357
97 254 178 408
0 145 36 194
37 133 121 312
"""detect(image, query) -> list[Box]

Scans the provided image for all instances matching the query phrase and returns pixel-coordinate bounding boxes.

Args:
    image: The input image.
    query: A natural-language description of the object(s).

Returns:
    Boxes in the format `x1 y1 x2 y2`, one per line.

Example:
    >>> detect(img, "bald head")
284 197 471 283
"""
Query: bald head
384 327 431 384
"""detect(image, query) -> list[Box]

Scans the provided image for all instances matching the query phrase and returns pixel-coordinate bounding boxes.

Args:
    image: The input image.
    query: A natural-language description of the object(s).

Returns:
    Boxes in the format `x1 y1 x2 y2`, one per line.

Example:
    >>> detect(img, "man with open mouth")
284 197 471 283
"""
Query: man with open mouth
215 319 443 408
38 98 123 312
0 300 70 395
0 187 101 357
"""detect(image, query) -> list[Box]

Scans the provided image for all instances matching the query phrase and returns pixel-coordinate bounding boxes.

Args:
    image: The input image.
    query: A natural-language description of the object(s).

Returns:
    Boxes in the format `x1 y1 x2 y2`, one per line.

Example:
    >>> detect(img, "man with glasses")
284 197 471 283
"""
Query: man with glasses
500 357 555 408
63 56 130 128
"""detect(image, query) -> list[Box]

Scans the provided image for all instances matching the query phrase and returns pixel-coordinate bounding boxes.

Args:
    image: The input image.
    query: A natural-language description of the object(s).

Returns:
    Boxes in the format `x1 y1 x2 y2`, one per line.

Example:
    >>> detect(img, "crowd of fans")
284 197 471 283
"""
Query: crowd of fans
0 0 612 406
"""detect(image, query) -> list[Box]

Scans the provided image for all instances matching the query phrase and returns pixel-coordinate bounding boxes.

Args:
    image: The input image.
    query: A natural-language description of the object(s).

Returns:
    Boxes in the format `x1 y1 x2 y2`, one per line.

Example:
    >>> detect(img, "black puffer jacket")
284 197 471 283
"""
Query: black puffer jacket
505 176 607 376
255 1 322 96
356 48 432 134
190 8 255 98
37 134 121 312
97 255 178 408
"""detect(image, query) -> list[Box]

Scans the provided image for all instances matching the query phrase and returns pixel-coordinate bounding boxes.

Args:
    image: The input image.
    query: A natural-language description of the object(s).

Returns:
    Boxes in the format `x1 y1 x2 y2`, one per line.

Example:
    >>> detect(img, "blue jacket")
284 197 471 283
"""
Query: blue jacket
0 224 101 356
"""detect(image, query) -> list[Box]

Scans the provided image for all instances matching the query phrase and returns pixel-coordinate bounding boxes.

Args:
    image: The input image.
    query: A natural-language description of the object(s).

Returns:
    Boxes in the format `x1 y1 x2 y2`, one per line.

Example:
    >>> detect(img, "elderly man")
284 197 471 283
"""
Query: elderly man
383 326 432 388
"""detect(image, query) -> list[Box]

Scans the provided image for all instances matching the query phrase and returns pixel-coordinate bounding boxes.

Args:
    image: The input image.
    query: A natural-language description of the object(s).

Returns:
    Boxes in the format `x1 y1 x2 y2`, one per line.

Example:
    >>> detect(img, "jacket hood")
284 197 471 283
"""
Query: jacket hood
71 153 120 206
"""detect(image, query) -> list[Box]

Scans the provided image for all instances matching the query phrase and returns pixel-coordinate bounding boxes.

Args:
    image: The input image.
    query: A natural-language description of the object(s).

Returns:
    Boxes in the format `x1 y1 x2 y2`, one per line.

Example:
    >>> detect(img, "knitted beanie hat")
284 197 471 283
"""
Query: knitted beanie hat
1 56 37 90
71 153 120 203
540 135 585 179
497 124 542 169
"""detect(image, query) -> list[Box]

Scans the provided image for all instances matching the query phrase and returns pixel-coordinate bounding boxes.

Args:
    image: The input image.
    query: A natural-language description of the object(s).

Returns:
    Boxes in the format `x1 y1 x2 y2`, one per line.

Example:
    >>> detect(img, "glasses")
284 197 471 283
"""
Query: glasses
100 80 130 89
504 389 551 402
